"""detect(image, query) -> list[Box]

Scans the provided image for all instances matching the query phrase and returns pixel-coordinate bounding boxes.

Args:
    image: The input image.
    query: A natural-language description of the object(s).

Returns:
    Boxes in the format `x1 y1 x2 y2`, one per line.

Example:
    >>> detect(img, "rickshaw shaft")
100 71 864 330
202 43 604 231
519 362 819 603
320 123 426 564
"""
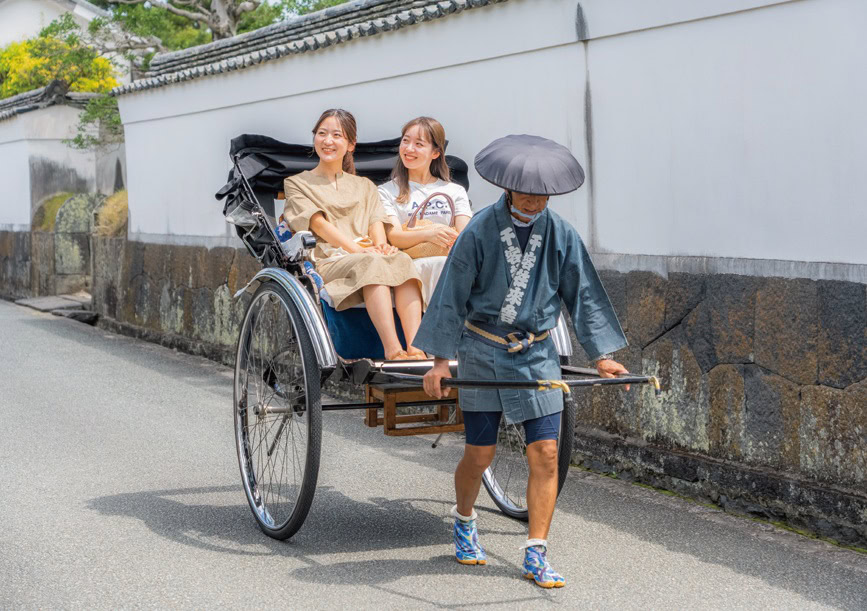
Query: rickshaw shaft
263 399 458 413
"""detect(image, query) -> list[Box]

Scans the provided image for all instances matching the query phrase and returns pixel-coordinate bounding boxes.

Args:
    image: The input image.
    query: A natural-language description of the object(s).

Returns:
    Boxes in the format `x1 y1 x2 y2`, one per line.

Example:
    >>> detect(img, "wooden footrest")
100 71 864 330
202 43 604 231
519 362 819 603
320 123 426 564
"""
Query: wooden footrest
365 383 463 436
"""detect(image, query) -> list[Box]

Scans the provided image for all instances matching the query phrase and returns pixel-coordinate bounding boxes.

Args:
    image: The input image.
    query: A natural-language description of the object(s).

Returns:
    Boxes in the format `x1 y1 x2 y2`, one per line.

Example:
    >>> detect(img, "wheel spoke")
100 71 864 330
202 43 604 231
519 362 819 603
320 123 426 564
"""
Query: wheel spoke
234 284 319 537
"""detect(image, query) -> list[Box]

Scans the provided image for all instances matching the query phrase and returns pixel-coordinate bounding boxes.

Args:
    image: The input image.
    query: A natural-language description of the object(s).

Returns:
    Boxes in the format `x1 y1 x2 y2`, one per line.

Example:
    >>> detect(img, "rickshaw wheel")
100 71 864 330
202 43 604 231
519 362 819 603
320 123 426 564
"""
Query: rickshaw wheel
234 280 322 540
481 394 576 521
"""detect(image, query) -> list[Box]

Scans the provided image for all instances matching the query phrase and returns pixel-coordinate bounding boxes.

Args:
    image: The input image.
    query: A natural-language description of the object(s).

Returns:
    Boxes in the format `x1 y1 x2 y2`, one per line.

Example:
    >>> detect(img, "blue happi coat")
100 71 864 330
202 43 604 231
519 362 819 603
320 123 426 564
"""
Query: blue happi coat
413 194 627 424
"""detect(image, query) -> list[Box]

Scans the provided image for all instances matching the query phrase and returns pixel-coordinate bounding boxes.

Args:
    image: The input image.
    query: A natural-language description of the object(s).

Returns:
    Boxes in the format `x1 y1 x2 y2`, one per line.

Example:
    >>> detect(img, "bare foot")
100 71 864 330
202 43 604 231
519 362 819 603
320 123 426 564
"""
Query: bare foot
406 347 429 360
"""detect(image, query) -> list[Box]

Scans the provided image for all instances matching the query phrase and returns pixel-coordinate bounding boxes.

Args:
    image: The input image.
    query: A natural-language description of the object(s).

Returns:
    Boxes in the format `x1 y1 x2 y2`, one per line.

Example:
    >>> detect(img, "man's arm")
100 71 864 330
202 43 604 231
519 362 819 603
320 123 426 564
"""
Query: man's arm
558 232 630 387
415 232 478 398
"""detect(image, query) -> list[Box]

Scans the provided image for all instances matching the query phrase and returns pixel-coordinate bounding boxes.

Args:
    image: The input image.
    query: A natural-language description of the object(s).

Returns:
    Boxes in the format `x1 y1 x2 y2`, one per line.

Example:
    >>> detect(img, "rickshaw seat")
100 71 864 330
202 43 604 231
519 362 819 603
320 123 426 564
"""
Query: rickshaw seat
285 235 403 360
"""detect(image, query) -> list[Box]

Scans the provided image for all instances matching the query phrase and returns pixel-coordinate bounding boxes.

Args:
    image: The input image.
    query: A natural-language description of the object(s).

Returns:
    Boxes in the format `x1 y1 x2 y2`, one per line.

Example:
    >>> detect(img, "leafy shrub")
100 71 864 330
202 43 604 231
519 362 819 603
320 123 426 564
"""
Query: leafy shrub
0 14 118 98
32 193 73 232
94 190 128 237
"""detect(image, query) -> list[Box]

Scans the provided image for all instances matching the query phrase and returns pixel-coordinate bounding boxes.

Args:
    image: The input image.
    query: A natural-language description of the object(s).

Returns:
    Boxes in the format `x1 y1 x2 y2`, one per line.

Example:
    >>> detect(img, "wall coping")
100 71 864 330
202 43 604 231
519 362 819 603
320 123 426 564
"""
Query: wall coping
111 0 510 97
0 80 100 124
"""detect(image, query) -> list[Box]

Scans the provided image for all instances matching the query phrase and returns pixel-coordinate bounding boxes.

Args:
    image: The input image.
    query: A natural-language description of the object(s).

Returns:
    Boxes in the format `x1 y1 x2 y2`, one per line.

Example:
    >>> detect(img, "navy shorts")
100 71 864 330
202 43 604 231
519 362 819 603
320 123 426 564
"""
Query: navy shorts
463 411 560 446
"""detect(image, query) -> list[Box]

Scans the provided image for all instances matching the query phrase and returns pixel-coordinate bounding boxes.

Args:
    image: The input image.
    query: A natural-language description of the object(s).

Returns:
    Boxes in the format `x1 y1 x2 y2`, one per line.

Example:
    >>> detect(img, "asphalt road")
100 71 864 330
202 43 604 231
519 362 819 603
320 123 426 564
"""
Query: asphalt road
2 299 866 609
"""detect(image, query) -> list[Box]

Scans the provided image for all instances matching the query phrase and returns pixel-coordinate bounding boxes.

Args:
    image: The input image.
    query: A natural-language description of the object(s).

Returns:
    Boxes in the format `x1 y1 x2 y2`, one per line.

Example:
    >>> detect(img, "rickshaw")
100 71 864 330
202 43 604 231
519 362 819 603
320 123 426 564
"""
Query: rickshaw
217 135 660 541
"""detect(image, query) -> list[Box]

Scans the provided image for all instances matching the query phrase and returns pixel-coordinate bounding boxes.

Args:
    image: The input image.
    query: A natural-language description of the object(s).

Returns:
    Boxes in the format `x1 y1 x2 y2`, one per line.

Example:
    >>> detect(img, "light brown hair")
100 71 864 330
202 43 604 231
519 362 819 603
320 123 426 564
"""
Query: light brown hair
391 116 451 204
312 108 357 174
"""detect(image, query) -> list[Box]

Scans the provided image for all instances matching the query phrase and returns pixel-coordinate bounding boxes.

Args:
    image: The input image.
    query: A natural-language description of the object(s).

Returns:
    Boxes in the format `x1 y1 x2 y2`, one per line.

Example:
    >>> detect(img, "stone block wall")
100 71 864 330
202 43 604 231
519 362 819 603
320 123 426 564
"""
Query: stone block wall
0 230 31 299
89 240 867 545
92 237 259 364
30 231 54 296
570 270 867 545
1 194 110 299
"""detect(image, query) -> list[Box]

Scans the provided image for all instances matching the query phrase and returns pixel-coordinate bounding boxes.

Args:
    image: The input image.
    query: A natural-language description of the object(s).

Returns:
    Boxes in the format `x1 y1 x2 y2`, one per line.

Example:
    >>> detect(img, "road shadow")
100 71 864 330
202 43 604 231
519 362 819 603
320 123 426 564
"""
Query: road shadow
87 484 523 559
86 484 549 608
290 557 565 609
321 412 867 610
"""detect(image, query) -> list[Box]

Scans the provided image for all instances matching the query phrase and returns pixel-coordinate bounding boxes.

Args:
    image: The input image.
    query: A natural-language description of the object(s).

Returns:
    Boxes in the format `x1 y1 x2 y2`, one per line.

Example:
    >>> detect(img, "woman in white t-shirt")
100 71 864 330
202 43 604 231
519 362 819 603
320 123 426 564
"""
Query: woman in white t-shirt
379 117 473 306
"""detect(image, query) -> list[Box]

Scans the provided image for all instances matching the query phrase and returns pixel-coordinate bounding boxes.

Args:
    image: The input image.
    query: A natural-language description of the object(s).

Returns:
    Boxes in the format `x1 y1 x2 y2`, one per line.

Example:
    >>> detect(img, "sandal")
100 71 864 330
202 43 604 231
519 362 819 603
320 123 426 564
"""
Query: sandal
522 543 565 588
452 506 486 565
385 350 411 361
406 347 429 360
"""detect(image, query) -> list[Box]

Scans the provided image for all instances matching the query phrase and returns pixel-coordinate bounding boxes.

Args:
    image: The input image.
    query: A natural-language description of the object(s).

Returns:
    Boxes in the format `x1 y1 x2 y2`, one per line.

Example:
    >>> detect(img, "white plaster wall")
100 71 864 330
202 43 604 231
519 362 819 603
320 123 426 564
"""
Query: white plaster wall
119 0 589 243
577 0 796 40
18 103 82 140
0 137 31 228
95 143 126 195
0 114 29 228
0 105 97 227
0 0 87 47
20 106 95 211
588 0 867 265
27 138 96 206
116 0 867 269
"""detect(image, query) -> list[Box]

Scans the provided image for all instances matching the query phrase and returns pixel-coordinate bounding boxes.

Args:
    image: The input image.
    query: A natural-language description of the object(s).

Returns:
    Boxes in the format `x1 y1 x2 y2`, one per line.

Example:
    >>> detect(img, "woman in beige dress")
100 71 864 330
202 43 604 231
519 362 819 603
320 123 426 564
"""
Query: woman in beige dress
283 109 426 361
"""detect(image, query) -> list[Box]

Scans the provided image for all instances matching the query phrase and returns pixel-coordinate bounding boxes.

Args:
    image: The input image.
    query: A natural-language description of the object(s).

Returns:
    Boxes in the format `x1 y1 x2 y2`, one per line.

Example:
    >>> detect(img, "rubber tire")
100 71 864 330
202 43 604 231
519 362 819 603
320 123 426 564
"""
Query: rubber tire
234 280 322 540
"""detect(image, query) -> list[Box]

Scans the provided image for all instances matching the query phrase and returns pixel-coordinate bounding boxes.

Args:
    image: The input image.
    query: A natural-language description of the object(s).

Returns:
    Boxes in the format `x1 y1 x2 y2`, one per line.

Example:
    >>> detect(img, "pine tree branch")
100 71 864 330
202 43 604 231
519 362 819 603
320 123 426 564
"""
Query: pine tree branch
107 0 210 24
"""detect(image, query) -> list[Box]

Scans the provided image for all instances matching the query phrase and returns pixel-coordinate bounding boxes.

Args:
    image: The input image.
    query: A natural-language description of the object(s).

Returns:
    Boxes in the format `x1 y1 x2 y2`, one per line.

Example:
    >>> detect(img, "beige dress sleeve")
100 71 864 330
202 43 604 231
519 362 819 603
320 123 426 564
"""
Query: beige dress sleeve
283 175 327 233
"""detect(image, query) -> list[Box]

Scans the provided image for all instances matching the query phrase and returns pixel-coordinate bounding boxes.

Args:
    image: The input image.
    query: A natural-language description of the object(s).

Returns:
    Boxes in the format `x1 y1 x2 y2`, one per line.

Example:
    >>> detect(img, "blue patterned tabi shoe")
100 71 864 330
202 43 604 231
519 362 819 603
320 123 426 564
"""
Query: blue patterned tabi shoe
522 541 565 588
451 505 487 565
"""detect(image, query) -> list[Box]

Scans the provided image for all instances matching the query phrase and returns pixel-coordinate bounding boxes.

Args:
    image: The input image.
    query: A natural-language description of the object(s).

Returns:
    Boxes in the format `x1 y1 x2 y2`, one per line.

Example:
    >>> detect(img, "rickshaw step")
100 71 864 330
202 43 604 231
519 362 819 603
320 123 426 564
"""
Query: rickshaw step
365 383 464 437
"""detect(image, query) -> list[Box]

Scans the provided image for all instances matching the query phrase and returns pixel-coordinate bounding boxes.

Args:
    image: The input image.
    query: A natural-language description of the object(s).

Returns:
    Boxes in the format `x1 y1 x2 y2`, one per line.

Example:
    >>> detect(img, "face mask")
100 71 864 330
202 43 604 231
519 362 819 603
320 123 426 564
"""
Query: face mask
510 204 543 227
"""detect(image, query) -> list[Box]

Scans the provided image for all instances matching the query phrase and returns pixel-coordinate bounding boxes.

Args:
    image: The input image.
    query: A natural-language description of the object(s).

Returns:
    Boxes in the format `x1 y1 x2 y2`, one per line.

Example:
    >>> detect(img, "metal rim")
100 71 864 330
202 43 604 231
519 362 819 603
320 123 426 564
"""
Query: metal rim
234 287 312 532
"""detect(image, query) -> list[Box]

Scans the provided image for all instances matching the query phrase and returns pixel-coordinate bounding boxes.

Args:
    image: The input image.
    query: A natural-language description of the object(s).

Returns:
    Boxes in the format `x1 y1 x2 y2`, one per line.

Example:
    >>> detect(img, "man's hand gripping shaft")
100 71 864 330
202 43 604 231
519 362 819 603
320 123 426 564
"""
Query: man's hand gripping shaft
423 357 452 399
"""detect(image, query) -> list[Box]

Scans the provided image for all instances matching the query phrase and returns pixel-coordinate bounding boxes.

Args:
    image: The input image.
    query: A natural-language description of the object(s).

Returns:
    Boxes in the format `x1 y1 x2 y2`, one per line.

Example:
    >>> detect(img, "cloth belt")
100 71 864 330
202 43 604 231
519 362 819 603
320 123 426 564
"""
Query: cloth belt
464 320 549 354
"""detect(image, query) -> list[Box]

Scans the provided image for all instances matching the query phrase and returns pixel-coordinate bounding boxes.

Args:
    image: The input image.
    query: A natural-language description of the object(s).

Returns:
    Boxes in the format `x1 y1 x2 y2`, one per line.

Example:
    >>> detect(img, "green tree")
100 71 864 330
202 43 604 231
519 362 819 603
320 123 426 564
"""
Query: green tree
0 14 118 98
65 95 124 152
83 1 348 73
91 1 349 42
64 1 347 151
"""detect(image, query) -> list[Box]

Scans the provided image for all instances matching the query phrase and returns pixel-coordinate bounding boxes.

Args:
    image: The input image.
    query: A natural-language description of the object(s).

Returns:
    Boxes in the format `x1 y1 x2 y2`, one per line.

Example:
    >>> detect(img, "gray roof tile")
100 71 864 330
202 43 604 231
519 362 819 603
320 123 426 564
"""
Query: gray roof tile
111 0 508 97
0 80 99 123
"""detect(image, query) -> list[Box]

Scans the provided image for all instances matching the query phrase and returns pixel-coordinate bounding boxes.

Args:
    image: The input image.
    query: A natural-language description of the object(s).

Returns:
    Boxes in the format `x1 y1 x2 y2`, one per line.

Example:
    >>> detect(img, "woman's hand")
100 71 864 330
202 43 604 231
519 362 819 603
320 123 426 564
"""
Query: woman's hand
372 243 398 256
425 225 459 249
357 243 398 255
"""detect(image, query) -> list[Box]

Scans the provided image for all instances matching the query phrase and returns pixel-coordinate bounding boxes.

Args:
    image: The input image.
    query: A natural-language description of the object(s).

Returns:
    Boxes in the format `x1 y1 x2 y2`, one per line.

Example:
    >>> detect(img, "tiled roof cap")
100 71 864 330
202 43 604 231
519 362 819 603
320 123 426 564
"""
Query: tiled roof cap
0 80 98 123
112 0 508 97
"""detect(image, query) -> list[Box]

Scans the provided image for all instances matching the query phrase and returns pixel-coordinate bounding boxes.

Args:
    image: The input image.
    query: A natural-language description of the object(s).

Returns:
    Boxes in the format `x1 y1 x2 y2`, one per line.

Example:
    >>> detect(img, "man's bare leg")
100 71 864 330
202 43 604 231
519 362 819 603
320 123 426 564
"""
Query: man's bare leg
522 438 565 587
526 439 559 540
455 444 496 517
453 443 496 565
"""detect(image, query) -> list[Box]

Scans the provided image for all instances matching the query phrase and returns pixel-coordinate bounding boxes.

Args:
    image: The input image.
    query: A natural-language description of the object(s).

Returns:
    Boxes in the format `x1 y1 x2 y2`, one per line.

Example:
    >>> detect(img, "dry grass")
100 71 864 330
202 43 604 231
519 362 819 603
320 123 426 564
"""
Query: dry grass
32 193 72 232
95 190 128 237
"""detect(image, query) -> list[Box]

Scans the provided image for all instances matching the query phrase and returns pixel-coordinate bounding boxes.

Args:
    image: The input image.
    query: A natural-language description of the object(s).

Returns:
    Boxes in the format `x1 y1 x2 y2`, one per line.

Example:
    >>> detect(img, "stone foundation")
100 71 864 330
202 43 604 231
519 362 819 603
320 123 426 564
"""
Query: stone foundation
92 237 259 366
88 240 867 545
569 270 867 545
0 230 31 299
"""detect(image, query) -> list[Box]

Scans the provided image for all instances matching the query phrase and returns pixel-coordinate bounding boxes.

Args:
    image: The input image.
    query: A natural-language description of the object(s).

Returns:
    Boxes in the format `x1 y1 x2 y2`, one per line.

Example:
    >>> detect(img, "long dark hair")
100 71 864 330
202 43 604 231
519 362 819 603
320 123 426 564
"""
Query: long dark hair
312 108 357 174
391 116 451 204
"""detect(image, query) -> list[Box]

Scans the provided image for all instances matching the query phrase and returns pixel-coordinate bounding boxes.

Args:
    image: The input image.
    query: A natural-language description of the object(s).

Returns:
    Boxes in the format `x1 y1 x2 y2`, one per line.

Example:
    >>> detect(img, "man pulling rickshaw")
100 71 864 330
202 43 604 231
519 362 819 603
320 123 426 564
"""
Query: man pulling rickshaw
416 135 631 588
221 122 657 586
